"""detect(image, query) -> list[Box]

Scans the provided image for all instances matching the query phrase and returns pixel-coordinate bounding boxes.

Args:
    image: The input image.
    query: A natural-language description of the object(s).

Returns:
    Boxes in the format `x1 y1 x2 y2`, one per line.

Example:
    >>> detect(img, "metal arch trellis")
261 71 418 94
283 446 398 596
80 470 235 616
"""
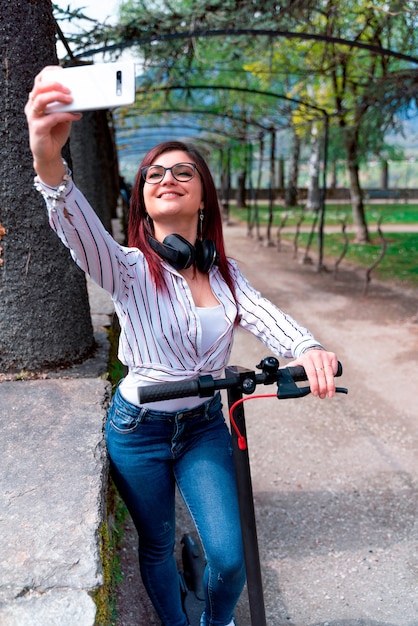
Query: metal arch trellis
140 83 330 116
133 84 330 269
117 100 303 243
117 104 293 165
118 105 297 232
54 24 418 271
117 122 243 143
66 28 418 66
117 104 280 177
116 123 252 160
121 104 279 136
124 94 329 268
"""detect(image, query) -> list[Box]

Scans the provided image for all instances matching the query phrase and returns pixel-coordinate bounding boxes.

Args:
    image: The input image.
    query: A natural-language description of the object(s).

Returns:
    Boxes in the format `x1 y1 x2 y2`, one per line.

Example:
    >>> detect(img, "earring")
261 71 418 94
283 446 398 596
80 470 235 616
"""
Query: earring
198 209 204 239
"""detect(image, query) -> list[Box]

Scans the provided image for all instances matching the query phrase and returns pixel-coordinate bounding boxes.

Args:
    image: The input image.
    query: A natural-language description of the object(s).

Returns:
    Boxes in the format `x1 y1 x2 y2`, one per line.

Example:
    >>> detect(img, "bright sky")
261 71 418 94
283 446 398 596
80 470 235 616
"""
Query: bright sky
54 0 135 61
55 0 120 24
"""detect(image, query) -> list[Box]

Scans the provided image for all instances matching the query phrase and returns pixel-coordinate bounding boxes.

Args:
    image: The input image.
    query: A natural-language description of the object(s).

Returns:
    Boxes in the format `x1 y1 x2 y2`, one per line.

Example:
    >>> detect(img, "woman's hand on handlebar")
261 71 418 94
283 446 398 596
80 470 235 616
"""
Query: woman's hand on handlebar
25 66 81 186
287 349 339 399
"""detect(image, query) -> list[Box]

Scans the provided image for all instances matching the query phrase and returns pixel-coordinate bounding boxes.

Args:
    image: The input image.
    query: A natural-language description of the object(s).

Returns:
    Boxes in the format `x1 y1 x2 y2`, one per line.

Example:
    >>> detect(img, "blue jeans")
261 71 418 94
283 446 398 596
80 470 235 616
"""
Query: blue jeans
105 387 246 626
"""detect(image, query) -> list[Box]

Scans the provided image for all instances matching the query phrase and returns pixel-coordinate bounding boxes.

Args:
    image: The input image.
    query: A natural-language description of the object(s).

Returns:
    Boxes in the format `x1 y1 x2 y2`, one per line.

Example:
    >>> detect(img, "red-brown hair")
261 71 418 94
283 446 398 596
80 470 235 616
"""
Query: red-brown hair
128 140 235 296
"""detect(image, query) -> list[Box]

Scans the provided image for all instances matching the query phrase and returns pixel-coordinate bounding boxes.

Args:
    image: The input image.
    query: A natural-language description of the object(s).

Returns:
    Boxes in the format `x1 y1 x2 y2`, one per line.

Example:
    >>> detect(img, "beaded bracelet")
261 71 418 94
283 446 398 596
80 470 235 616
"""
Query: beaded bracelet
34 160 72 211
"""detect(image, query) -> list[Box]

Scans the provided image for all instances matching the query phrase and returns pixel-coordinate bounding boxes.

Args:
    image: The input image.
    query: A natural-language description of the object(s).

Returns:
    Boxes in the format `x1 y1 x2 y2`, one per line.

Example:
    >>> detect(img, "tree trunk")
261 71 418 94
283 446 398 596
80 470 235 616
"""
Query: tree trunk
266 129 276 244
277 158 285 189
285 128 300 207
345 131 370 243
70 110 119 232
380 160 389 190
330 160 337 189
306 123 320 211
219 148 231 222
0 0 95 373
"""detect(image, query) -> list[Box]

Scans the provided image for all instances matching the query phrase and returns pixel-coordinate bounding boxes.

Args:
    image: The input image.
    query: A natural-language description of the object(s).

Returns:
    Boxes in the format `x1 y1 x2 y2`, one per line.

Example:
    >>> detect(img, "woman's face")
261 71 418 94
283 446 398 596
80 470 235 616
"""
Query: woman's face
142 150 204 234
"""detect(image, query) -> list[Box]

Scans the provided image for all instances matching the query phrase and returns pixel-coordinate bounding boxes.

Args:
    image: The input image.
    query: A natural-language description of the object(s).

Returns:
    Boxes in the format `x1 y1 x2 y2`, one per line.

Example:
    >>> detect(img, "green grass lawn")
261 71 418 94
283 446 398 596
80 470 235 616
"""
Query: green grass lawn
228 203 418 288
232 202 418 227
298 232 418 287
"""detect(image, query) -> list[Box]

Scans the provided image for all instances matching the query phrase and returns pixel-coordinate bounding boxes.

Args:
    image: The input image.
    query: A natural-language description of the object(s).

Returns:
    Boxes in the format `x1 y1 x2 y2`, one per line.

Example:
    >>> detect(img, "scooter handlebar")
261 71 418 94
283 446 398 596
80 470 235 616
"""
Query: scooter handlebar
138 361 344 404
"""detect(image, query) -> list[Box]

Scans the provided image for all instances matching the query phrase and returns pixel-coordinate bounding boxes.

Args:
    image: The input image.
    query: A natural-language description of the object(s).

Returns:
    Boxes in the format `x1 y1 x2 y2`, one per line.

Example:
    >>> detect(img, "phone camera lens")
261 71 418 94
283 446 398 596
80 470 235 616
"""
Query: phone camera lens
116 70 122 95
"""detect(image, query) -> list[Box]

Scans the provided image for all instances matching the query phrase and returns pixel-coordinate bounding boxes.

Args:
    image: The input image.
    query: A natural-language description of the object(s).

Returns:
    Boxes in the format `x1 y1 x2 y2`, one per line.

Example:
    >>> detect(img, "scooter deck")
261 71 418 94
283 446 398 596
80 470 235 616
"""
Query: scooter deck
182 581 204 625
180 533 206 626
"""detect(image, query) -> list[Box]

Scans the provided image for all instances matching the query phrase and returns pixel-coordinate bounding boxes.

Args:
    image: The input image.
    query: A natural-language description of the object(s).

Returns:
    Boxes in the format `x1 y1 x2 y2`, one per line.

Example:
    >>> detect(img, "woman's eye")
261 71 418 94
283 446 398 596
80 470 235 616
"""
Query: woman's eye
175 167 193 178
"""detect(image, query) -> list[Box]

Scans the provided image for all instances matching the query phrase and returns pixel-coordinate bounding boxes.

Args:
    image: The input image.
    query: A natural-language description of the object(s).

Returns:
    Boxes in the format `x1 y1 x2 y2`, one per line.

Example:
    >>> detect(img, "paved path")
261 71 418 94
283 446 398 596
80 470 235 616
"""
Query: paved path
225 225 418 626
116 223 418 626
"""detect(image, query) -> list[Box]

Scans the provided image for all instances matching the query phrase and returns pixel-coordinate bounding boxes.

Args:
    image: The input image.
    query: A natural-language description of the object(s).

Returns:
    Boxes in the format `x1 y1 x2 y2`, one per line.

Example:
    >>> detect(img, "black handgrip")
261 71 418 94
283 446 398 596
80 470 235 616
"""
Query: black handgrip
285 360 343 382
138 379 200 404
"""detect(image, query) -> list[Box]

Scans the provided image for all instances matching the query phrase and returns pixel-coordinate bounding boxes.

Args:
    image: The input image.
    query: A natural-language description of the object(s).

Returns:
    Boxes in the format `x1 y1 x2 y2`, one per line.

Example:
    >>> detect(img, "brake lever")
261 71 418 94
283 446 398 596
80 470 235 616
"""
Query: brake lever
277 369 348 399
277 369 311 399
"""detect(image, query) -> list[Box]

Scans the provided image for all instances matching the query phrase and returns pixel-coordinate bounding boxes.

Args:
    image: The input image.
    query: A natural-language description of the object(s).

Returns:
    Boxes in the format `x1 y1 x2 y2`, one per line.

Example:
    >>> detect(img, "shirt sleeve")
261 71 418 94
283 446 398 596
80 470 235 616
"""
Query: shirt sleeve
229 260 324 358
35 173 138 301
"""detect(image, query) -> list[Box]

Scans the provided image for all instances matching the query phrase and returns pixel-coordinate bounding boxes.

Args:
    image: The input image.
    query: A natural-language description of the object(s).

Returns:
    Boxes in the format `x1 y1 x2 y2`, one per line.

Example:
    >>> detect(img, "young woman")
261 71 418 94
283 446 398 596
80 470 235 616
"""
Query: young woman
25 68 338 626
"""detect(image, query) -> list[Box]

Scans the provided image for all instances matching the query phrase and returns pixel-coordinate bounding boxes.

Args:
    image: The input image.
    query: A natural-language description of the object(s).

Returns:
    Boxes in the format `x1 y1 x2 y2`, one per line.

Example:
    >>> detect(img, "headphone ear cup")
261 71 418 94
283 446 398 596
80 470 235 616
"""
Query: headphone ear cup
195 239 218 273
163 234 196 269
148 234 195 270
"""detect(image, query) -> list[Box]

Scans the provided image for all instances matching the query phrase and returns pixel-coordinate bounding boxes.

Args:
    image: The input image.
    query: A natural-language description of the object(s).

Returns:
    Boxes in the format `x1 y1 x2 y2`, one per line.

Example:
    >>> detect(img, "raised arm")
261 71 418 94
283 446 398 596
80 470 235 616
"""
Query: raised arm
25 67 132 298
25 66 82 185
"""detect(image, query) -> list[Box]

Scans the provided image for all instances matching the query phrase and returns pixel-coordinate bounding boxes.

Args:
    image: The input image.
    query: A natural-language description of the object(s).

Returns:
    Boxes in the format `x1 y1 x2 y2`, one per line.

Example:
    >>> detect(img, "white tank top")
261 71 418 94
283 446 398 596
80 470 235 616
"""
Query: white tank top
119 304 227 410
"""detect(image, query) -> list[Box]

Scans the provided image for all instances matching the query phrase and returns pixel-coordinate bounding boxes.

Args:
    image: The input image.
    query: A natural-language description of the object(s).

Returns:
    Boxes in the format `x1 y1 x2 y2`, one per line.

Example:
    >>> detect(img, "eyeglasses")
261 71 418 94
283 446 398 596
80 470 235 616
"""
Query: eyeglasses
141 162 198 184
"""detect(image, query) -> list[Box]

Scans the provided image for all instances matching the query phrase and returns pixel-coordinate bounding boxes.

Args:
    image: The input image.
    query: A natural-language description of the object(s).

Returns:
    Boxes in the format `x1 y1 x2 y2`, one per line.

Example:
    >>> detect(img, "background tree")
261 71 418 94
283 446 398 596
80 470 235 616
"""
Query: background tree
55 0 418 244
0 0 94 373
292 0 418 241
70 109 120 233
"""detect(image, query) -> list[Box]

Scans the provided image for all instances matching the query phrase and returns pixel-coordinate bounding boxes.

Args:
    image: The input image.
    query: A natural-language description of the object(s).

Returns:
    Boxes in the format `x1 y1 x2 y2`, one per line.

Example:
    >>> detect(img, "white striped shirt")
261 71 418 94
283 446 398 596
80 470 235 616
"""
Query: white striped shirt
37 176 323 387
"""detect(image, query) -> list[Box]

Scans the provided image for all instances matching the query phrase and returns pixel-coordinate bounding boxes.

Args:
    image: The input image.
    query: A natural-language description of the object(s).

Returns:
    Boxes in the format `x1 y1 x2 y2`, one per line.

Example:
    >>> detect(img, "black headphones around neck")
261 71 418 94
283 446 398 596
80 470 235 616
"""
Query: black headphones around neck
148 234 218 273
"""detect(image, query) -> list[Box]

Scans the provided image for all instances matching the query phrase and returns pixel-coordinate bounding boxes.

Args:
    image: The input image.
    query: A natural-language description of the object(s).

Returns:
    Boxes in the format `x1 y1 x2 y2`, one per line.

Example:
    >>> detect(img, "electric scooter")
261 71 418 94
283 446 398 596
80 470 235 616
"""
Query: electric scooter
139 357 347 625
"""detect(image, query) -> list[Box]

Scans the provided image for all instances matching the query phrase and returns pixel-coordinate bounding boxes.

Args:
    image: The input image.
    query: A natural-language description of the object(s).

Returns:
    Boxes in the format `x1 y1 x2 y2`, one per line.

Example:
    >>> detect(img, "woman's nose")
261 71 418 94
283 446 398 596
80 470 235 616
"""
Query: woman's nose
161 168 177 184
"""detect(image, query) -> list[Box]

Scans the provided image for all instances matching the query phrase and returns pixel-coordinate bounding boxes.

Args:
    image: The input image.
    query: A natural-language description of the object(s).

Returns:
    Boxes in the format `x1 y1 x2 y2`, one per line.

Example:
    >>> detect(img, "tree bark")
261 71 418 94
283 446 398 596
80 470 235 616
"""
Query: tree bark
70 110 120 232
219 148 231 222
345 130 370 243
266 129 276 244
306 123 320 211
236 171 246 208
380 160 389 190
285 128 300 207
0 0 95 373
277 158 285 190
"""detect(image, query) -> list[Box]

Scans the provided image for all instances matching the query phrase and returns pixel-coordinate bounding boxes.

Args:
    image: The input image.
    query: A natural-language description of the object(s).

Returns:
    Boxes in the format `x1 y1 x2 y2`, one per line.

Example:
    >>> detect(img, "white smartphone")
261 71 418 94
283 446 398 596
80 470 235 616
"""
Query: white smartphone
45 62 136 113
